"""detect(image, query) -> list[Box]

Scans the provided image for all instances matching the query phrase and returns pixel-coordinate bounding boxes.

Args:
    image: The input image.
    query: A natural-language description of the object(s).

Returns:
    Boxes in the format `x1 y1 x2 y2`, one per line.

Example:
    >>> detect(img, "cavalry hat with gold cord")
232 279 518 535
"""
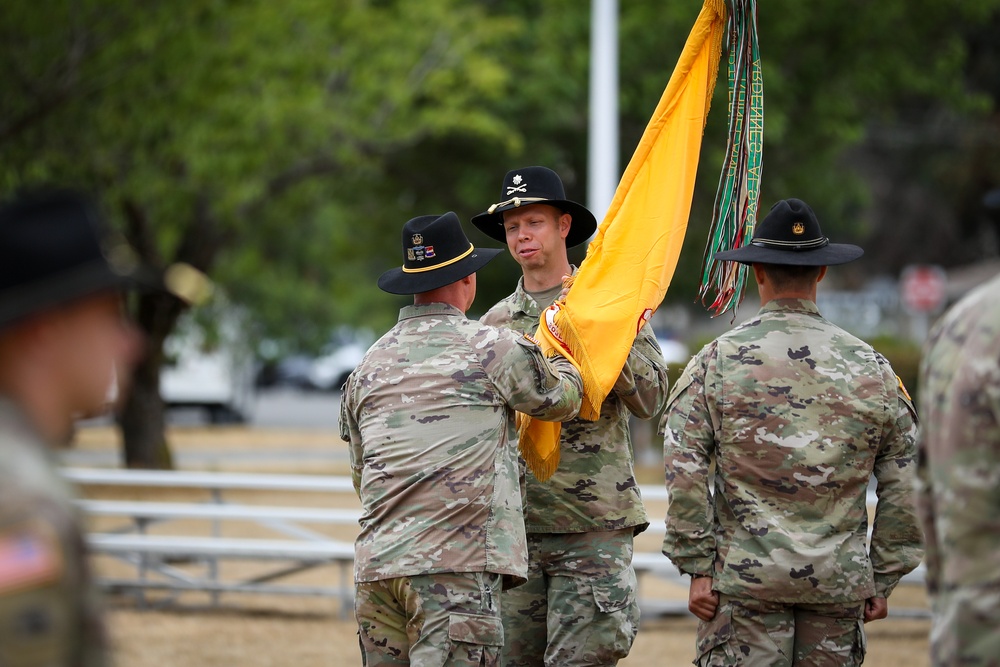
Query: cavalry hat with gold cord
378 211 503 295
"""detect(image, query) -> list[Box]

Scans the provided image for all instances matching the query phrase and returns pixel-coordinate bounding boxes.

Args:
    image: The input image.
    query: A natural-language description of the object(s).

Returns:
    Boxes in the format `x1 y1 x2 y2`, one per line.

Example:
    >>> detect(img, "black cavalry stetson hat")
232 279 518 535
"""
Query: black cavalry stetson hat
378 212 503 295
713 198 864 266
0 188 207 329
471 166 597 248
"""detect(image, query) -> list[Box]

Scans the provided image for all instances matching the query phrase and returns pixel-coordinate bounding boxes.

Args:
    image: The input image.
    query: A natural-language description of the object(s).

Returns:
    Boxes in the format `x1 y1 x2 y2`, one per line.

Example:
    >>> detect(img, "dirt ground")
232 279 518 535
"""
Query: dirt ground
71 426 932 667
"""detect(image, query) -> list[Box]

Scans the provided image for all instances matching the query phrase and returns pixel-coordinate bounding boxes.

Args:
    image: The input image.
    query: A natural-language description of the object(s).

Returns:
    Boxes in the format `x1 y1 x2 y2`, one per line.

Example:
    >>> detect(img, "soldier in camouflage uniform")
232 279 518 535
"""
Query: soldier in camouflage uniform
340 212 584 666
917 272 1000 666
472 167 668 666
661 199 923 666
0 189 189 667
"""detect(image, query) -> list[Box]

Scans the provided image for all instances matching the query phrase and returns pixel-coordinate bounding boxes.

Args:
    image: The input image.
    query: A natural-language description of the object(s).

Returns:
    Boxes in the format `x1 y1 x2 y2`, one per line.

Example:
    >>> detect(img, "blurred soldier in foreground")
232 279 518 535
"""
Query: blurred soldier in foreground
0 189 198 666
917 272 1000 666
660 199 923 666
340 212 583 666
472 166 668 667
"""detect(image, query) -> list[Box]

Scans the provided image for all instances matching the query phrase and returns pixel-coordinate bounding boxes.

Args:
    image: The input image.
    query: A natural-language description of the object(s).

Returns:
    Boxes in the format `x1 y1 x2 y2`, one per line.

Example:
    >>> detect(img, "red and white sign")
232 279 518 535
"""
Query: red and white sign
900 265 947 314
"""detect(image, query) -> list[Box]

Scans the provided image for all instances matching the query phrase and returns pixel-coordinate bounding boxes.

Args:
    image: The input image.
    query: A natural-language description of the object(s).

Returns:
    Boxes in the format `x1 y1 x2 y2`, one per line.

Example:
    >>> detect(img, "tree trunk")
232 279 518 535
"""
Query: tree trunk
115 195 225 468
116 289 183 469
118 349 173 469
116 199 178 469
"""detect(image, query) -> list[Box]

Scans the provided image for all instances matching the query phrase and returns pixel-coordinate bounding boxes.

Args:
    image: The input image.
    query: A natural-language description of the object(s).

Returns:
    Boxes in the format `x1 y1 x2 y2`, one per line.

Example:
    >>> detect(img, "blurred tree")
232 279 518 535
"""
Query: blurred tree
0 0 521 466
621 0 1000 298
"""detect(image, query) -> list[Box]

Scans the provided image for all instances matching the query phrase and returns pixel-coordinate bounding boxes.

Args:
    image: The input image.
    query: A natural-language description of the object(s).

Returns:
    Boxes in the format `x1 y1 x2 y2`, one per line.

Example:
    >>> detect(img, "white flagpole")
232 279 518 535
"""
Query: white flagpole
588 0 619 225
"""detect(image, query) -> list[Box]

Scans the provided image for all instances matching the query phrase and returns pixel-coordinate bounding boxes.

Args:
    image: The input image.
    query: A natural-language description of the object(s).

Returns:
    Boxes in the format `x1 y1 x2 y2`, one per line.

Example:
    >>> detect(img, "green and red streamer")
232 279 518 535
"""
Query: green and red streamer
699 0 763 318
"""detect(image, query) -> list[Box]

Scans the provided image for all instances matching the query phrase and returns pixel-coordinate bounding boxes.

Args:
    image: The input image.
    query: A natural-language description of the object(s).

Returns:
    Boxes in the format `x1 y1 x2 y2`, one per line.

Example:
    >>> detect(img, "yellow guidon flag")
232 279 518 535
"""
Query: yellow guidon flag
520 0 727 481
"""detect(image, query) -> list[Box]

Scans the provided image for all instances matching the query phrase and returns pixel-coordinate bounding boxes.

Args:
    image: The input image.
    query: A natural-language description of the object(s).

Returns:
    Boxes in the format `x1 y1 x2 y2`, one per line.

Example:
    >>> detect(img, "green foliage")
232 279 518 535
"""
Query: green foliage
0 0 526 348
1 0 998 351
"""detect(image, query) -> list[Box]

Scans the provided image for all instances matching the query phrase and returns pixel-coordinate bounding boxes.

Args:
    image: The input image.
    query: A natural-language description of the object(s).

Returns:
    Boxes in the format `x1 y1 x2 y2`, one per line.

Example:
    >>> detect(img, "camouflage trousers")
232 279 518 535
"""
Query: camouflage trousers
929 586 1000 667
500 529 639 667
355 572 504 667
695 594 866 666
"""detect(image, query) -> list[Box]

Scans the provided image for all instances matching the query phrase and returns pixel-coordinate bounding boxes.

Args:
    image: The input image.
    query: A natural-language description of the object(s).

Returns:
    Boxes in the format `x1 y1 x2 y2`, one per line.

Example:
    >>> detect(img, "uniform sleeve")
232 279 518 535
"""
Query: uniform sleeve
612 323 669 420
869 374 925 598
0 496 108 667
472 326 583 423
914 431 940 596
338 373 364 498
659 345 717 577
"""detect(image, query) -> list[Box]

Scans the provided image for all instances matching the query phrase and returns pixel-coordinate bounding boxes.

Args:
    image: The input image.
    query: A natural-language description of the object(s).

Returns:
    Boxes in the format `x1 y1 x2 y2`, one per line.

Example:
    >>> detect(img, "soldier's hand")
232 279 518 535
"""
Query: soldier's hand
688 575 719 622
864 596 888 623
558 274 572 302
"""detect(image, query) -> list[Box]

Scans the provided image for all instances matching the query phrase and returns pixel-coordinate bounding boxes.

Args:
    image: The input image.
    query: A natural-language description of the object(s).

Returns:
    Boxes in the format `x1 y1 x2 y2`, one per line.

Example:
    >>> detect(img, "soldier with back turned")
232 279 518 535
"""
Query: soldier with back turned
917 271 1000 666
340 211 584 666
660 199 924 666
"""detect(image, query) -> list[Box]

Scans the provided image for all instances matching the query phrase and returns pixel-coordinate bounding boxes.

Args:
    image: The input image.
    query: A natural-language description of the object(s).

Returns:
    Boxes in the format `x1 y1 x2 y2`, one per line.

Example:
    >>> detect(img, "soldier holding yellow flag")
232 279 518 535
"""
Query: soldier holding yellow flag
473 167 669 666
468 0 731 661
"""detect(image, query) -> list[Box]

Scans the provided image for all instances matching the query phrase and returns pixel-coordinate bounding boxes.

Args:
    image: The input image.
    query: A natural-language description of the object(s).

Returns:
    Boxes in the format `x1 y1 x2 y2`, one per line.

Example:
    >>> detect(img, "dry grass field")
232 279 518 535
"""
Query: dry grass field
71 426 932 667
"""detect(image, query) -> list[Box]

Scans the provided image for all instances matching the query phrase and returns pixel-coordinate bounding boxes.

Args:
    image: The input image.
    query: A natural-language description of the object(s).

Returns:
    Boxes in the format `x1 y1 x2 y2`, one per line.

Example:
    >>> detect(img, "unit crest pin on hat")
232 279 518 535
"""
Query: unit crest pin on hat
472 166 597 248
378 212 502 295
713 198 864 267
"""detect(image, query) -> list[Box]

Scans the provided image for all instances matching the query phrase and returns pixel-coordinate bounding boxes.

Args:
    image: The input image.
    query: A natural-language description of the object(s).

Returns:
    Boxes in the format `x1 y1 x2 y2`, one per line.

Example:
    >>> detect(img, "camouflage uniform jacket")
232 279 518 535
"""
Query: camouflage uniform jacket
917 274 1000 599
340 303 583 588
661 299 923 604
0 400 107 667
482 275 668 534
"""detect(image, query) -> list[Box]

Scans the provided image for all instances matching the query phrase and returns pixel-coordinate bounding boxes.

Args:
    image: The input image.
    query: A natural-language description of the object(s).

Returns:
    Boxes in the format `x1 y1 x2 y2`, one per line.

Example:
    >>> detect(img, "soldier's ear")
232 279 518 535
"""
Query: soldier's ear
816 266 828 284
558 213 572 240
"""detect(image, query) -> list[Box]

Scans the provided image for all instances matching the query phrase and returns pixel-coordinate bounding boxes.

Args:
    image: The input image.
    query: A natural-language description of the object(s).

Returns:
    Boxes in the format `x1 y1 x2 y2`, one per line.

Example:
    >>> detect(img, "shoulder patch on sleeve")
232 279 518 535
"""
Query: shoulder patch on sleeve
0 523 63 595
896 374 912 402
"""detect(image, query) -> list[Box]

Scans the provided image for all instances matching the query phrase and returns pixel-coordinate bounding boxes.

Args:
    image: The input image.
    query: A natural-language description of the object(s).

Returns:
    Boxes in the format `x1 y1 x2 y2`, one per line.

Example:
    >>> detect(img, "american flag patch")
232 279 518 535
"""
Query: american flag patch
0 527 62 594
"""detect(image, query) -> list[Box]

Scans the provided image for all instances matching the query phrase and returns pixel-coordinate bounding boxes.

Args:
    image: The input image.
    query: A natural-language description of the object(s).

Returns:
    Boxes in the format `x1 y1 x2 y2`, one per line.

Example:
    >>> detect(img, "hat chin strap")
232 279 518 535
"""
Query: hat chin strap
751 236 829 250
487 196 548 215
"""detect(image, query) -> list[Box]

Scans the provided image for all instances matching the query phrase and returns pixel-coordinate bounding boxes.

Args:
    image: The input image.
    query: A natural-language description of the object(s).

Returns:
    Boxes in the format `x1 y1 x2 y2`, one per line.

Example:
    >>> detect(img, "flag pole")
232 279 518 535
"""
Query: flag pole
587 0 619 225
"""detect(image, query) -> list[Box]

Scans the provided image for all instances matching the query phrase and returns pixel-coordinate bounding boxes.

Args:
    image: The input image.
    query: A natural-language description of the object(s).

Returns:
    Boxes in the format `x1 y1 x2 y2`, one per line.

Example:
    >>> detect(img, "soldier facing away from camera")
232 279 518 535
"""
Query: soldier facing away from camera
340 211 584 667
917 271 1000 666
660 198 924 666
472 166 669 666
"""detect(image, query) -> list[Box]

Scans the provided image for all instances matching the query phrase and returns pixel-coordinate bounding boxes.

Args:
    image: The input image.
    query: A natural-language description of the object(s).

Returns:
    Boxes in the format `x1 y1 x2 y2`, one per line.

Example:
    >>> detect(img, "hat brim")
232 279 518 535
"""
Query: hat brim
471 200 597 248
0 260 162 330
713 243 864 266
377 247 503 295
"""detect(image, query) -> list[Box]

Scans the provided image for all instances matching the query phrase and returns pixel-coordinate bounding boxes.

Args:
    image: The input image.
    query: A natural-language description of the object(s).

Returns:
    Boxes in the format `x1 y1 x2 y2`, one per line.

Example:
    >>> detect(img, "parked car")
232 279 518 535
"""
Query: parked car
255 354 315 389
160 311 257 424
307 328 372 391
655 335 691 365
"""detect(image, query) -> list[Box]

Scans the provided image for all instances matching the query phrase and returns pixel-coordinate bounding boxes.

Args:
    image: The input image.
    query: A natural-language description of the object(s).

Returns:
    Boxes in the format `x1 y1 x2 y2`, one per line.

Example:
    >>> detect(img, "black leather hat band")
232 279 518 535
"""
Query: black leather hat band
751 236 829 250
